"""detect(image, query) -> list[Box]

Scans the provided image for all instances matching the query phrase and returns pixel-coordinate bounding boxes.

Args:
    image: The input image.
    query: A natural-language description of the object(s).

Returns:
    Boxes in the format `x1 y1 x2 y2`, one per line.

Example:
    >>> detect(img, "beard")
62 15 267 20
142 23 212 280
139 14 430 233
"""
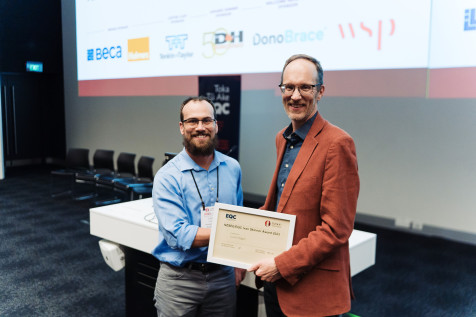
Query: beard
183 132 218 157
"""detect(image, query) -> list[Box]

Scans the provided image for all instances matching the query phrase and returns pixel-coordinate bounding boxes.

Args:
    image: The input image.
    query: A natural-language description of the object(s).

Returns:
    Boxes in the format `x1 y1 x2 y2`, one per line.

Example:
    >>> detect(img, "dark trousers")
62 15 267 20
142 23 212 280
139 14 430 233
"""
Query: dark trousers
263 282 344 317
263 282 286 317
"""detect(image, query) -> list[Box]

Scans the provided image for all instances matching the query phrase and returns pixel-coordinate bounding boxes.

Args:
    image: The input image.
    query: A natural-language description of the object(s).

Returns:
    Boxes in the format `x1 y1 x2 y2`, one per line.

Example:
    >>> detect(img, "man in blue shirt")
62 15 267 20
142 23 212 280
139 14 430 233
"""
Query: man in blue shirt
152 96 244 317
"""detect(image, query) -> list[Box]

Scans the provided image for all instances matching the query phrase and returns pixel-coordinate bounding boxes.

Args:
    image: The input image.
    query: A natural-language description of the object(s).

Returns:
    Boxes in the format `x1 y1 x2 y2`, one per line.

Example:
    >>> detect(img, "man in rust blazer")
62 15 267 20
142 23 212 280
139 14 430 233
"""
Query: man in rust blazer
248 54 360 317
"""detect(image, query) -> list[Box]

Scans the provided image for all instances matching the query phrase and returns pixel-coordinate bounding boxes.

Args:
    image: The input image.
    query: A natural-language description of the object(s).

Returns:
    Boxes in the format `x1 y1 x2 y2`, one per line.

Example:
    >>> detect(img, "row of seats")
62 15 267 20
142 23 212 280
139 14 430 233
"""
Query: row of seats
51 148 162 206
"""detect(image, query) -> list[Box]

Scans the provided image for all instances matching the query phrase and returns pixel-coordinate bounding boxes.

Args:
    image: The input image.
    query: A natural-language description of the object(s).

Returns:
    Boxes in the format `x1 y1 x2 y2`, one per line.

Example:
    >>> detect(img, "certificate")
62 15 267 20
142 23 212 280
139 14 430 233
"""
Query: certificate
207 203 296 269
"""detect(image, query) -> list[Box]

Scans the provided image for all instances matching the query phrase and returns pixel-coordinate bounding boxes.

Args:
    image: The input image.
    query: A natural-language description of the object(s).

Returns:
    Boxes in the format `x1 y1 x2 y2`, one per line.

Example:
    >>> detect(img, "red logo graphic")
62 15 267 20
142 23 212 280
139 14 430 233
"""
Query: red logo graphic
338 19 396 50
265 220 271 227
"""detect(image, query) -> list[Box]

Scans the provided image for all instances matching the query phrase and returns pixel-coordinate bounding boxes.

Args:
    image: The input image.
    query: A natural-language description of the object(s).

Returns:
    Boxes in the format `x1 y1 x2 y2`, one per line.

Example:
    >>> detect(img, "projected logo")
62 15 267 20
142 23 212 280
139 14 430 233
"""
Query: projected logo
202 28 244 58
165 34 188 50
338 19 396 50
128 37 150 61
160 34 194 60
253 29 324 46
87 45 123 61
464 8 476 31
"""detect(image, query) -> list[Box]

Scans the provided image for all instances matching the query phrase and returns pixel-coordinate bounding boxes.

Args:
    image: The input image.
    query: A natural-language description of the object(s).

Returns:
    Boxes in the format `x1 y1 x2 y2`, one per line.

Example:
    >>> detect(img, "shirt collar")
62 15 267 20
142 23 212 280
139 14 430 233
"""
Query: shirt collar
178 148 224 172
282 111 318 142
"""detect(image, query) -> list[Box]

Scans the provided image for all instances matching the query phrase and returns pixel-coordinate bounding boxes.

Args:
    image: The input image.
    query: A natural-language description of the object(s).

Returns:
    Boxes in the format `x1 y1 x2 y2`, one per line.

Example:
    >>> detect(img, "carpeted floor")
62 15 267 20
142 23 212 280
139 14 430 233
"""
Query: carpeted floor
0 165 124 317
0 165 475 317
350 223 476 316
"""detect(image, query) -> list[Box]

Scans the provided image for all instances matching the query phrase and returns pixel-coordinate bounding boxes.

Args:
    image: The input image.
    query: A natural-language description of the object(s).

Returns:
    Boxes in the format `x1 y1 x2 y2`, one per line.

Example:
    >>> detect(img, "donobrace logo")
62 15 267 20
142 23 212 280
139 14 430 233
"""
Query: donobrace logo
464 8 476 31
253 29 324 46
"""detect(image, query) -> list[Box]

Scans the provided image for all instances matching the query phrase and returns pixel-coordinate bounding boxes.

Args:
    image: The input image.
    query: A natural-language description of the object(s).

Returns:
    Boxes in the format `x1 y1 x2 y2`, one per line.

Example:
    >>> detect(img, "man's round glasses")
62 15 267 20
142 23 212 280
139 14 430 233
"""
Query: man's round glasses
181 117 216 128
278 84 320 96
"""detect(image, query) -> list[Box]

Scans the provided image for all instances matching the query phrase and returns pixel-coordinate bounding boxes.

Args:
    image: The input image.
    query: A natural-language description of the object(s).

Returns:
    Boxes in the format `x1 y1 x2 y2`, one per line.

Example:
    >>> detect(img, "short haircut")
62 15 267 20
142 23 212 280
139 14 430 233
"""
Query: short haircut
180 96 216 121
280 54 324 85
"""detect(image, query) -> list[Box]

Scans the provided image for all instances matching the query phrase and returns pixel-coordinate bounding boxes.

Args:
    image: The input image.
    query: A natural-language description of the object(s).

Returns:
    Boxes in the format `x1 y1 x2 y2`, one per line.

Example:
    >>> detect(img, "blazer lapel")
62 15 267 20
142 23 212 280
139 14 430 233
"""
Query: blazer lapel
276 113 327 212
263 131 287 211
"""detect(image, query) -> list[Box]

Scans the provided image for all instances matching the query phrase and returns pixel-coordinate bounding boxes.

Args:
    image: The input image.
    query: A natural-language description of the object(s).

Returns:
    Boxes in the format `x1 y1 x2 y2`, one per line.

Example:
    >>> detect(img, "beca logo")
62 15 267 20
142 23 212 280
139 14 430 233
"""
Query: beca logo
87 45 122 61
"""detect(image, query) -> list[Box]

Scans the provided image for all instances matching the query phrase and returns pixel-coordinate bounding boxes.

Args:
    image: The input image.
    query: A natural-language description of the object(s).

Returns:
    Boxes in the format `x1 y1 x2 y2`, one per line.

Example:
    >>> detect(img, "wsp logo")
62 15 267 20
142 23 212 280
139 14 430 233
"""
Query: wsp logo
338 19 395 50
464 9 476 31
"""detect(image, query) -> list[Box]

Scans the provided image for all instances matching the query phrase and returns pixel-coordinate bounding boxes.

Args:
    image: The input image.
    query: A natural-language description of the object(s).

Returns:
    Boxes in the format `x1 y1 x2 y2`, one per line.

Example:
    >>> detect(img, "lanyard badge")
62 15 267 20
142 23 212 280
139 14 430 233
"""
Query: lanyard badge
190 167 219 229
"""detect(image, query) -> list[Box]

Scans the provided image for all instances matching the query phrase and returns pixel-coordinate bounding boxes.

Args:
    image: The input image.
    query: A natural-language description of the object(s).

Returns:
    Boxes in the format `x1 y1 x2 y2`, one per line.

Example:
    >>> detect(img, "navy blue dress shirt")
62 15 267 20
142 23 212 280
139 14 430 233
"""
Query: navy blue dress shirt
276 112 317 209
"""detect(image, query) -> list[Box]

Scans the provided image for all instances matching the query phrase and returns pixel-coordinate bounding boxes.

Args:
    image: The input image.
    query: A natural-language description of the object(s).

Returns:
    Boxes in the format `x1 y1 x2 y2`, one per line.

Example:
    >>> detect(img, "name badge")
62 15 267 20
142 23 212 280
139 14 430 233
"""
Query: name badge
201 206 215 229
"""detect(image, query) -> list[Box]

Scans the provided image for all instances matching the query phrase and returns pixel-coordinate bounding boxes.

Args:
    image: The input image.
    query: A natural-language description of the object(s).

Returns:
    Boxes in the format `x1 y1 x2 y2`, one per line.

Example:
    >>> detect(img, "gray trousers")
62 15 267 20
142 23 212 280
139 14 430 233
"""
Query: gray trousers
154 262 236 317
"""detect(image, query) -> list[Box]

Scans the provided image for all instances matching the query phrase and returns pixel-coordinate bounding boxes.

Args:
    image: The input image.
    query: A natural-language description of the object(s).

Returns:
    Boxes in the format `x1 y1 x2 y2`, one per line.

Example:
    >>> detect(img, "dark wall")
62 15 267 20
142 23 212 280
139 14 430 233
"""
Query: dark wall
0 0 63 74
0 0 66 162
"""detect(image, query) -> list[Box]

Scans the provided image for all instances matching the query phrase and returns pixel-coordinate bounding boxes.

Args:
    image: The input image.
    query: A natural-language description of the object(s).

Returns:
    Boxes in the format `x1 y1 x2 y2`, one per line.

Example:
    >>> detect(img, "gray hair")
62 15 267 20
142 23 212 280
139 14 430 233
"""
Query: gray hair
280 54 324 85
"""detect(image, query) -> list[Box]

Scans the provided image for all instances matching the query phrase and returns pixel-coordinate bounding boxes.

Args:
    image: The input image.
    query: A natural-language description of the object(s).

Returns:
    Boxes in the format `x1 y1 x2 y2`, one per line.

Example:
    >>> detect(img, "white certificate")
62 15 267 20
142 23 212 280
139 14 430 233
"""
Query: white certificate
207 203 296 269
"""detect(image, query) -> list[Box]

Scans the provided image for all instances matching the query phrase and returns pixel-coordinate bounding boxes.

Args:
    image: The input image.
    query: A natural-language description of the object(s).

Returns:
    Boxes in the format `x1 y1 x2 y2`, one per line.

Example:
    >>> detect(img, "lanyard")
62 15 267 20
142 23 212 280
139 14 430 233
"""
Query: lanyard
190 166 219 211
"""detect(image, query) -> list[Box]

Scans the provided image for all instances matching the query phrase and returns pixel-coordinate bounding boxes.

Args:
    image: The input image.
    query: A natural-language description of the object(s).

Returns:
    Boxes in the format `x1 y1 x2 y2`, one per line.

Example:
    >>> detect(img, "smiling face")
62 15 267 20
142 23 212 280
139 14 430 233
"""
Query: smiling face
180 100 218 157
281 58 325 131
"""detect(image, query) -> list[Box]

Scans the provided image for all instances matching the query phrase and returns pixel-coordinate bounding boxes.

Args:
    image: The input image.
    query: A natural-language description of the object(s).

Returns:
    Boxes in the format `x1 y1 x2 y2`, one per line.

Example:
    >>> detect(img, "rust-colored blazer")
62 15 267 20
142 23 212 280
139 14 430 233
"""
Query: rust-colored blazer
262 113 360 317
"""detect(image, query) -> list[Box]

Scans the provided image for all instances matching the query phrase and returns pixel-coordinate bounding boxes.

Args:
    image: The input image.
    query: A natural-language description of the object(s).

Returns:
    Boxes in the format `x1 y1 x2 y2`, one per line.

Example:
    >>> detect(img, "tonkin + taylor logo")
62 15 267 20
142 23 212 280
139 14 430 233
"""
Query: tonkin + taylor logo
464 8 476 31
160 34 193 60
128 37 150 61
165 34 188 50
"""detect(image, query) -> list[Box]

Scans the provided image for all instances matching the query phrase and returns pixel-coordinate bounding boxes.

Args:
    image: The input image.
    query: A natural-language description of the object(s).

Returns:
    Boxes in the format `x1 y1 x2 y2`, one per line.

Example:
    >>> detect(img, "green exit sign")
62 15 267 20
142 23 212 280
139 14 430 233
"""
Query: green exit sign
26 61 43 72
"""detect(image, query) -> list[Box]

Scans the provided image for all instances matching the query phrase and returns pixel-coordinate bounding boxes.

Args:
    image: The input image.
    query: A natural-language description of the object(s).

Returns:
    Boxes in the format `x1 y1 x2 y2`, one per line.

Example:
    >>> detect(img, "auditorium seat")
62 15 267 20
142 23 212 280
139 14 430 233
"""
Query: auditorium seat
94 152 136 206
50 148 90 198
113 155 155 201
73 149 114 200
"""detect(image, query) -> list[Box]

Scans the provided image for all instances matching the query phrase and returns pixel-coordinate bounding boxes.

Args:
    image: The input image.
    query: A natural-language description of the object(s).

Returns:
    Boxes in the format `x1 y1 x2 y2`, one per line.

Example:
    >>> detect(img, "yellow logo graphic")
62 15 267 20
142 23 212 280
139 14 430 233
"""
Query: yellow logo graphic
128 37 150 61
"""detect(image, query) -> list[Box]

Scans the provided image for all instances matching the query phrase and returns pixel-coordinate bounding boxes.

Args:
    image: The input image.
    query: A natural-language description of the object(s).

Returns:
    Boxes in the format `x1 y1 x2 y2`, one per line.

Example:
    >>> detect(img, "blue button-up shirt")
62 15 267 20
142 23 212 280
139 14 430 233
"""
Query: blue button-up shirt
276 112 317 209
152 149 243 266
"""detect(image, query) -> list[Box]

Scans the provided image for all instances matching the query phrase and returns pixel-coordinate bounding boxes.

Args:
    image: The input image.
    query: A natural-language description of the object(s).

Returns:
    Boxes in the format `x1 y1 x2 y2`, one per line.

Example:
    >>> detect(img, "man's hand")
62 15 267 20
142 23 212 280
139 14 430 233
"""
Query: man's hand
248 258 282 282
235 268 247 287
